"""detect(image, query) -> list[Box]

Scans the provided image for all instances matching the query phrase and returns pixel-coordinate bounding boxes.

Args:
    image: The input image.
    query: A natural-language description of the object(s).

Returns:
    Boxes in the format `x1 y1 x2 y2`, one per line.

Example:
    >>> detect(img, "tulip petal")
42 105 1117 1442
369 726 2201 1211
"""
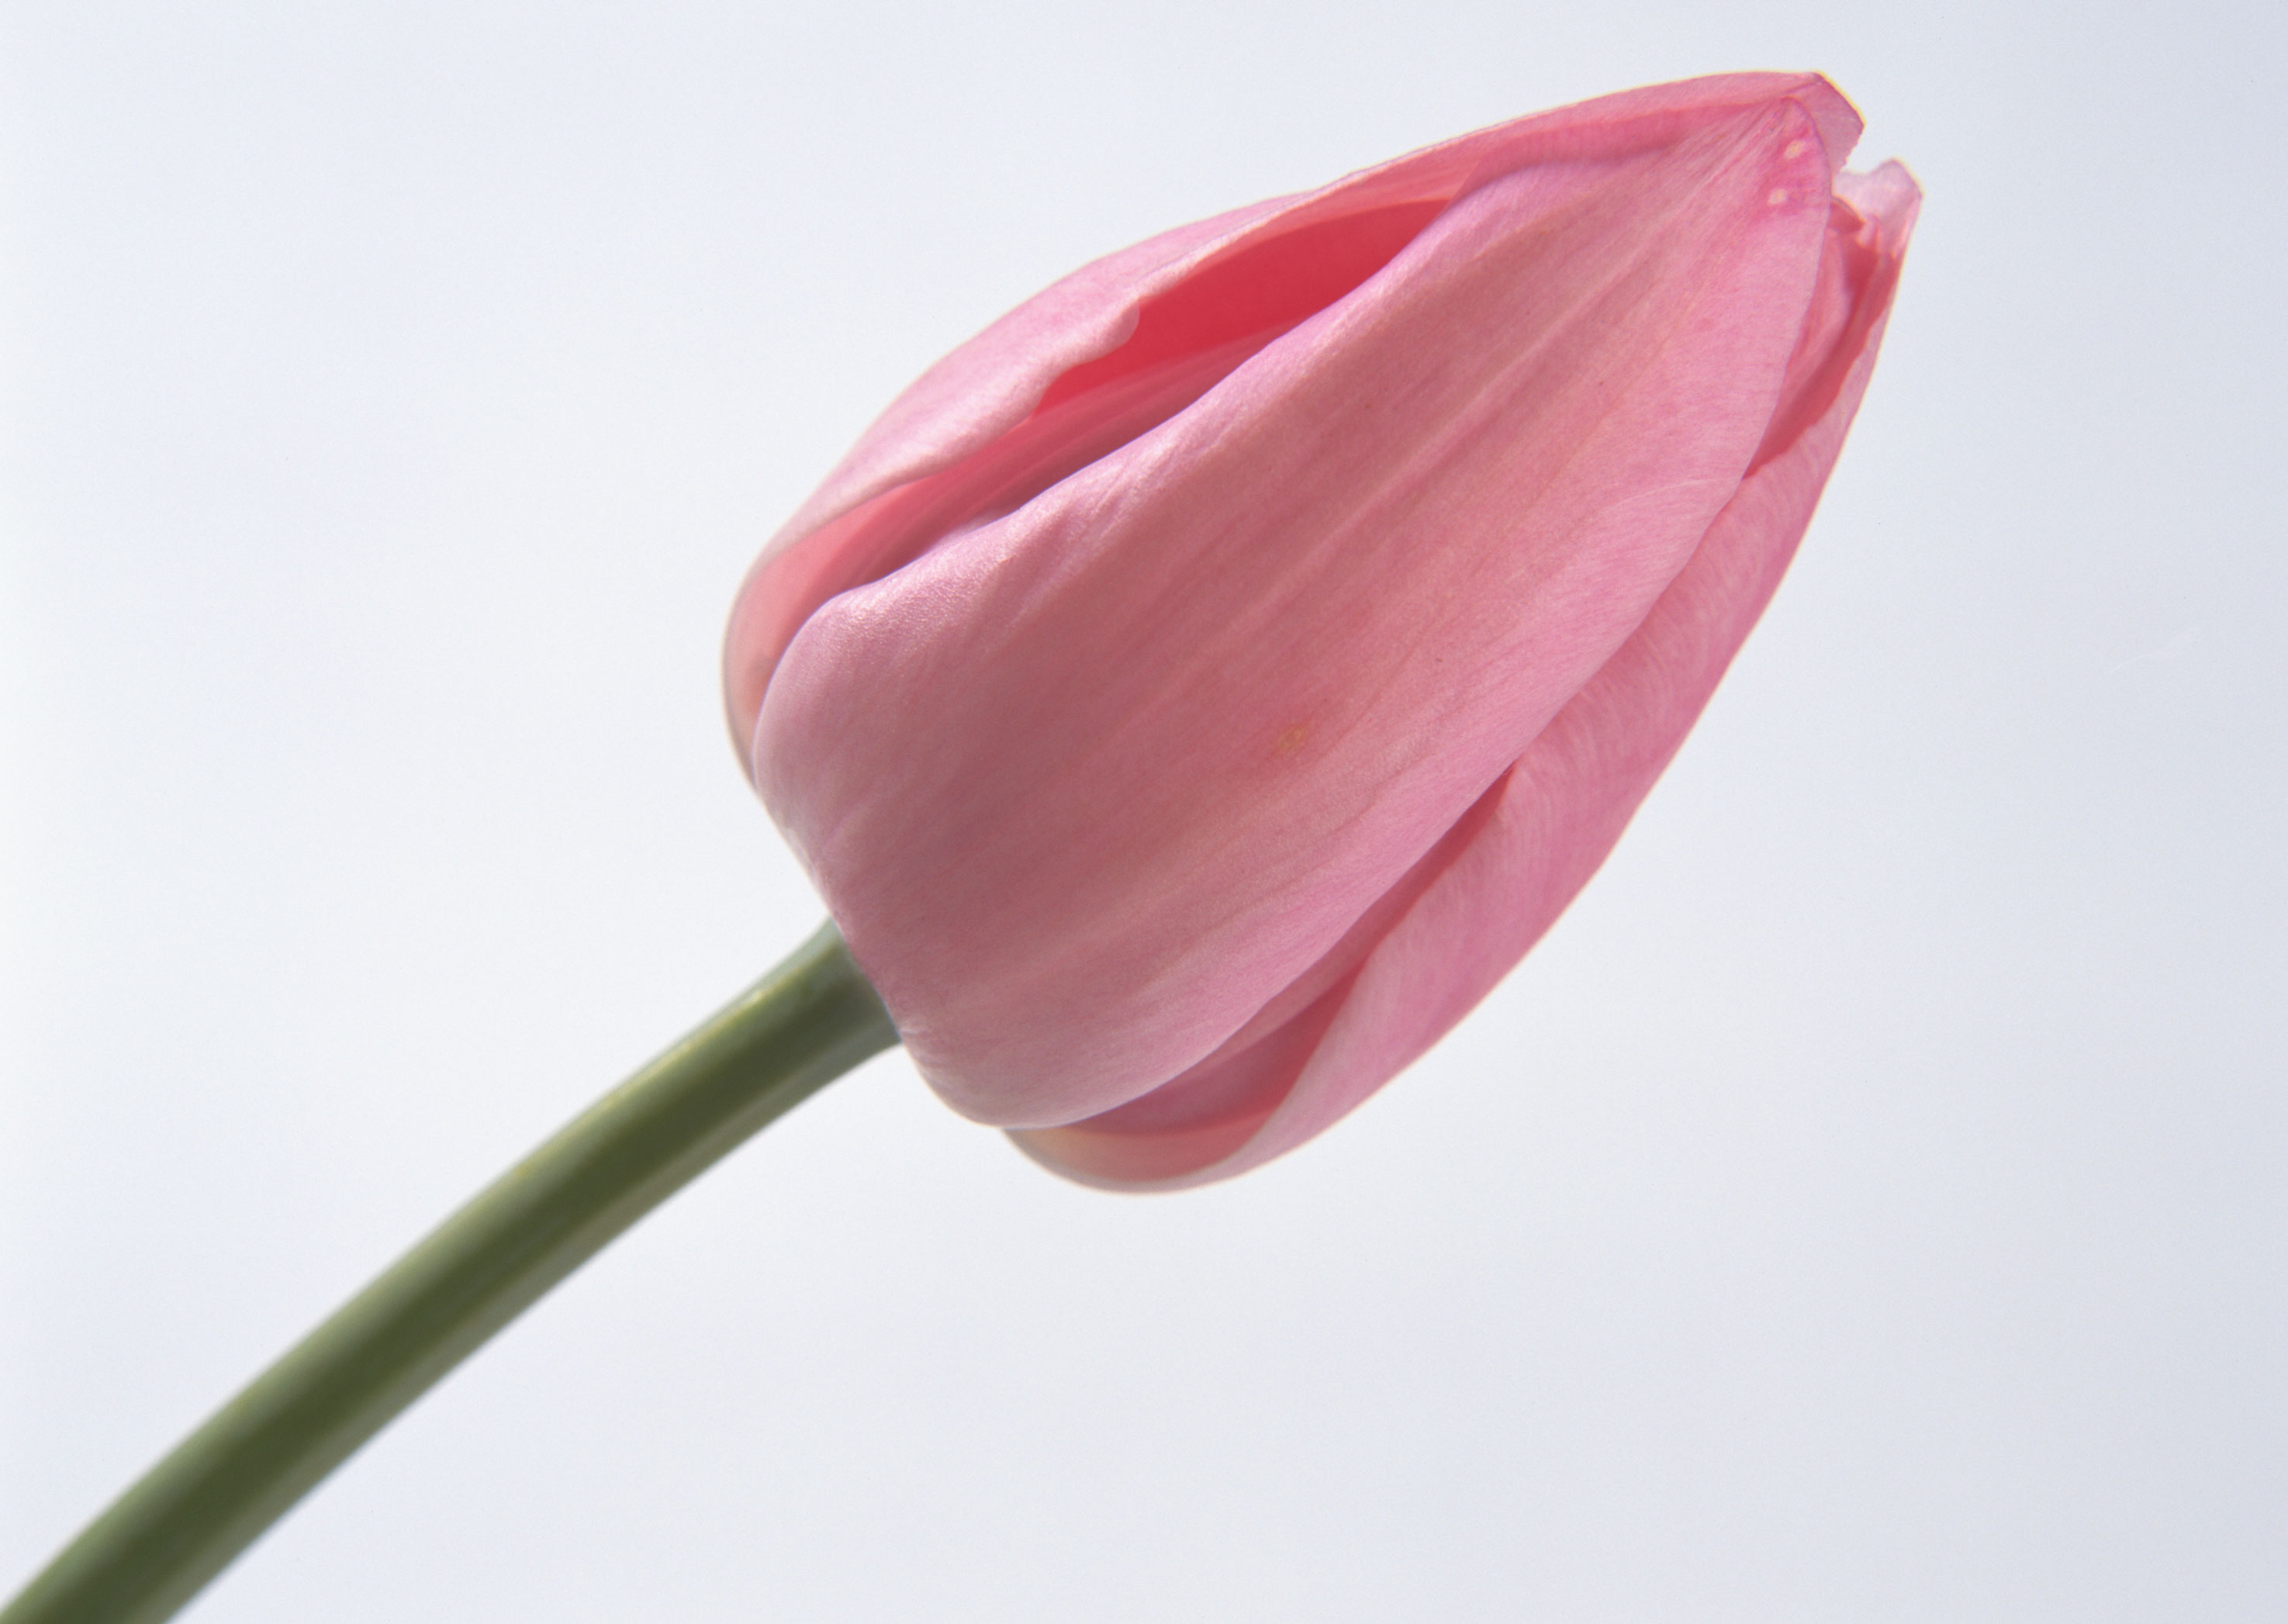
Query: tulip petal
1017 163 1920 1188
725 73 1864 752
761 92 1851 1128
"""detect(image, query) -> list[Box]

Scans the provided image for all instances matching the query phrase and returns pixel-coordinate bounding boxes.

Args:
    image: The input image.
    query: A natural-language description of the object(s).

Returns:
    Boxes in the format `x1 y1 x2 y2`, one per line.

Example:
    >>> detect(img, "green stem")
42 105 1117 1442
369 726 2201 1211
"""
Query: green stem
2 921 897 1624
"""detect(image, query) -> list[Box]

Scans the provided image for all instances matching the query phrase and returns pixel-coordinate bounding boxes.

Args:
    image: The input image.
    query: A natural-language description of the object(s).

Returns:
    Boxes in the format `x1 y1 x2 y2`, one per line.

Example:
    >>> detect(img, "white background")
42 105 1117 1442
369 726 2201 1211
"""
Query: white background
4 2 2283 1619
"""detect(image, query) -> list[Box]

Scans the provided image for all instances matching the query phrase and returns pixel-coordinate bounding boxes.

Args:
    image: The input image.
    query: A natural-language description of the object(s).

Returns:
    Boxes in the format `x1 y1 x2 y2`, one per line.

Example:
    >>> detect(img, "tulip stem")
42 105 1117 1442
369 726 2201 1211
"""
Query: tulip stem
1 921 898 1624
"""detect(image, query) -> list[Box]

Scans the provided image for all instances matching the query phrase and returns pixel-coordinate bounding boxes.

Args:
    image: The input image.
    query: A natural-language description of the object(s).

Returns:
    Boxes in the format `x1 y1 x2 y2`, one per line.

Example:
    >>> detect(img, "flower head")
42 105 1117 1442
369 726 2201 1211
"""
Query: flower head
727 72 1918 1189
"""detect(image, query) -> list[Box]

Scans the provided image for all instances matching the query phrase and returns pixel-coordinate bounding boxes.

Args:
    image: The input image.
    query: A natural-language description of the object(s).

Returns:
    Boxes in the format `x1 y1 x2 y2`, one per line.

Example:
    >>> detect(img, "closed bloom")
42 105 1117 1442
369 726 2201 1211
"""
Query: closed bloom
726 72 1918 1190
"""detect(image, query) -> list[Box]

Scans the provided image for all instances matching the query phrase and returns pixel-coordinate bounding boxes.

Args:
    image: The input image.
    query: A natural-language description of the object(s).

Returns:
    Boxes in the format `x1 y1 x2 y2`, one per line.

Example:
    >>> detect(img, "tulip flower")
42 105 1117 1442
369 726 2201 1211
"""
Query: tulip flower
725 71 1917 1190
7 73 1921 1624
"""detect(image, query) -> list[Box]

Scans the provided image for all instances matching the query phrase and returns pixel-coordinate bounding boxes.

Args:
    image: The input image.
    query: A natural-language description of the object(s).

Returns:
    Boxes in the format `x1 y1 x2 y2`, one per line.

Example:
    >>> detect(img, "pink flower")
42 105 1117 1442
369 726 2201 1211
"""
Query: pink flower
725 72 1918 1190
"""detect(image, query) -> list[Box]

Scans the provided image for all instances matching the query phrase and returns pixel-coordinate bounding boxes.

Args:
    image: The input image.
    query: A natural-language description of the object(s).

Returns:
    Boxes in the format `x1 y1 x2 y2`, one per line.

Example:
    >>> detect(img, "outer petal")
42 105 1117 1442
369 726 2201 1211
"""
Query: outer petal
759 96 1845 1128
1018 162 1922 1188
724 73 1862 753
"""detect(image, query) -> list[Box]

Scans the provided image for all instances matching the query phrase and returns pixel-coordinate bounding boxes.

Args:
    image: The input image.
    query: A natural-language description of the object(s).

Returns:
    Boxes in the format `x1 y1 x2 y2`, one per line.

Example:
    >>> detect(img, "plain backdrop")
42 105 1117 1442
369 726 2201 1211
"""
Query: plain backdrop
3 2 2283 1619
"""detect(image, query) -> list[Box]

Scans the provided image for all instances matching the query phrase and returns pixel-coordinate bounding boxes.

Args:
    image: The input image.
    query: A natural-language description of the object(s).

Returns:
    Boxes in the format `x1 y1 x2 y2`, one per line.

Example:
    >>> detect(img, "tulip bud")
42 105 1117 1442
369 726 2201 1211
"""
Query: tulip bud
725 72 1918 1190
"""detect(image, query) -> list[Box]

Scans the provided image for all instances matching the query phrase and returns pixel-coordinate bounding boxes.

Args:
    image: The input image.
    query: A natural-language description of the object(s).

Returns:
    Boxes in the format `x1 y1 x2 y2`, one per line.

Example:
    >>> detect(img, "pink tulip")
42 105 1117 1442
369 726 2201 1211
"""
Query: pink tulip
724 72 1918 1190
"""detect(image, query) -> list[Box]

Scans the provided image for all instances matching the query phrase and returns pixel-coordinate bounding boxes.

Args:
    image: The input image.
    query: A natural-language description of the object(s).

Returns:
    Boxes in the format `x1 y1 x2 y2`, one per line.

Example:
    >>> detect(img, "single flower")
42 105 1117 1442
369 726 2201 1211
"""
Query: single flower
725 71 1918 1190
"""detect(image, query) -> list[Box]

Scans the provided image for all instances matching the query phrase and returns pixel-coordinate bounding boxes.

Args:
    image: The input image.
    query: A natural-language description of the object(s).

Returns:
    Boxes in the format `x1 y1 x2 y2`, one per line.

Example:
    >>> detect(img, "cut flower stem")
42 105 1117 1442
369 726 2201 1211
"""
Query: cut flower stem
1 922 897 1624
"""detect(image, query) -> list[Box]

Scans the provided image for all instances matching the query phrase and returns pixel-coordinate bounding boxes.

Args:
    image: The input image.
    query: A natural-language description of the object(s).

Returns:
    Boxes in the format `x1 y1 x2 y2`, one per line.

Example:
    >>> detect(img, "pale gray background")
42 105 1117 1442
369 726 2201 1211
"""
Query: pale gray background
3 2 2282 1619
